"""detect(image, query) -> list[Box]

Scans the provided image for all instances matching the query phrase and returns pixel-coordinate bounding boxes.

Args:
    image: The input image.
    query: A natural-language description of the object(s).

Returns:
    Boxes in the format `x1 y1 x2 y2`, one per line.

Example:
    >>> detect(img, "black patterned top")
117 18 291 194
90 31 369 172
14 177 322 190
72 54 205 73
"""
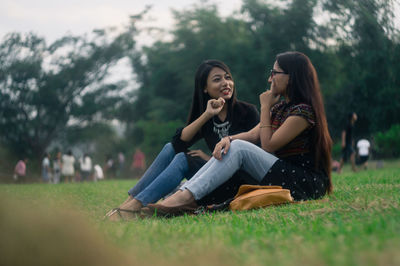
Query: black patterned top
270 101 316 158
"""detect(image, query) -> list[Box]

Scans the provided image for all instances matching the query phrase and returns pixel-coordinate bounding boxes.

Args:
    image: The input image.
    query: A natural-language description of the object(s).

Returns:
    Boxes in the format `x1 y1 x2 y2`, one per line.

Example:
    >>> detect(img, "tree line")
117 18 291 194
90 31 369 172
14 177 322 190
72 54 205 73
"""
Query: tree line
0 0 399 163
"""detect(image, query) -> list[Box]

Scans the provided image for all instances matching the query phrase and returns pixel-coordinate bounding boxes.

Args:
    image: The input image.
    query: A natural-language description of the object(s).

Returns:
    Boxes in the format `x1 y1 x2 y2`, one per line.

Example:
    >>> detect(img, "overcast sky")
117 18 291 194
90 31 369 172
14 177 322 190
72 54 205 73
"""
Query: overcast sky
0 0 243 44
1 0 399 45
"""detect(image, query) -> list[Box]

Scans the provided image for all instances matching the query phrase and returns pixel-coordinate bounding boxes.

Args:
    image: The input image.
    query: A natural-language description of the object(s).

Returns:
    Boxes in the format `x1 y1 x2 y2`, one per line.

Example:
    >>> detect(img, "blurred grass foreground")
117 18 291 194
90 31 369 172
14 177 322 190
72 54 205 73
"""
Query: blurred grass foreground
1 160 400 266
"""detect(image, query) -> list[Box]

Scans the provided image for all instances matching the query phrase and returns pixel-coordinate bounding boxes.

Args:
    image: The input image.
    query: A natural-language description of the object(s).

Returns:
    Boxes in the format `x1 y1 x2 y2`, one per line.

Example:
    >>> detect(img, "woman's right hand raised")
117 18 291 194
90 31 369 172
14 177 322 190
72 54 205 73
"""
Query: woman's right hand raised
212 136 231 160
206 97 225 117
259 90 280 110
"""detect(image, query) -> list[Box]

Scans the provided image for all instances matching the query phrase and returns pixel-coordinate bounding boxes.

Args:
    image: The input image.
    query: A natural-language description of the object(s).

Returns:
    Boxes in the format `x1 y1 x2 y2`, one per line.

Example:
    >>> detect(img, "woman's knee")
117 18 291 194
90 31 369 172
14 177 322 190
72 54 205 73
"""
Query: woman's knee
170 152 188 169
227 139 248 158
229 139 275 162
229 139 252 153
173 152 186 161
163 142 174 152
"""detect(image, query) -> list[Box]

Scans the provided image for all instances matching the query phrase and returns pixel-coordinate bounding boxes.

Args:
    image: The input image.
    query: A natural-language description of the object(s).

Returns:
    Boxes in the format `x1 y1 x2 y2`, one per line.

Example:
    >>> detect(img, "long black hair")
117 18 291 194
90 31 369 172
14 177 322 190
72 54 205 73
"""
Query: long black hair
276 51 333 193
186 60 237 124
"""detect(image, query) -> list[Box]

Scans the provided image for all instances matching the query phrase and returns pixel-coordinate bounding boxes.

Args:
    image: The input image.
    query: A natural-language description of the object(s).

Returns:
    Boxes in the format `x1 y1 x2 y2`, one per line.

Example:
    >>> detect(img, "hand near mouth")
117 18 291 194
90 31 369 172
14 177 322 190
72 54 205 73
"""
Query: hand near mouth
206 97 225 116
259 90 280 110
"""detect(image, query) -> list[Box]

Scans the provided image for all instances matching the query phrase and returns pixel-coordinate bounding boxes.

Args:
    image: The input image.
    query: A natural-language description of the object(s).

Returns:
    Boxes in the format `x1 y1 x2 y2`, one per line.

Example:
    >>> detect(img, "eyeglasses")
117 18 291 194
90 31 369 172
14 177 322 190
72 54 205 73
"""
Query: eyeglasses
270 69 287 77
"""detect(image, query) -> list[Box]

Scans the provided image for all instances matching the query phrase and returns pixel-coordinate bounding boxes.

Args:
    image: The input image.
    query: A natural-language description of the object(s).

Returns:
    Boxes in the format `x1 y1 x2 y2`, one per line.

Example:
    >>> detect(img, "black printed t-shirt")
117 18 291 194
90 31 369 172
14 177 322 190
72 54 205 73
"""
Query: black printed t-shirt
172 100 260 155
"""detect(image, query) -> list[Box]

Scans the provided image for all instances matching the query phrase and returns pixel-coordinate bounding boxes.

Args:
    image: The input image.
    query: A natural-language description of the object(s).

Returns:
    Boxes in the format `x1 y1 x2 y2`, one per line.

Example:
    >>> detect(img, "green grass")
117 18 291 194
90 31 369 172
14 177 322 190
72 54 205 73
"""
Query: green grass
1 160 400 266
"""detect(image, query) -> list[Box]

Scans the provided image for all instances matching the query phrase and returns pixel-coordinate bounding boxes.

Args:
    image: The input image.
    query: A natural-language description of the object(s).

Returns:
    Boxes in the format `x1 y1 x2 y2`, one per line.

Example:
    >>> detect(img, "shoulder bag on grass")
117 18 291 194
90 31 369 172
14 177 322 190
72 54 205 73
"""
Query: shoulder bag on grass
229 185 294 211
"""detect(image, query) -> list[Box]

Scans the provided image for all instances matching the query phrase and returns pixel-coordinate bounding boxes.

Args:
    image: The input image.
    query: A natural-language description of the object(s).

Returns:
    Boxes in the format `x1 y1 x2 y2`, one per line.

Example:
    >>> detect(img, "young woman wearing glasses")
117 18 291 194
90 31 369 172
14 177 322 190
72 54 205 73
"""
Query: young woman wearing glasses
147 51 333 216
106 60 260 220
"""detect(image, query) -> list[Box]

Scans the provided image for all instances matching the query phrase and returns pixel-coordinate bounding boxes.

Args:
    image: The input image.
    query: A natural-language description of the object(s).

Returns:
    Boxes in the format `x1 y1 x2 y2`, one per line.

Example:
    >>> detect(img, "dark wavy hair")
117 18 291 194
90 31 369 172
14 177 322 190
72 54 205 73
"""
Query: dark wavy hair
187 60 237 124
276 51 333 194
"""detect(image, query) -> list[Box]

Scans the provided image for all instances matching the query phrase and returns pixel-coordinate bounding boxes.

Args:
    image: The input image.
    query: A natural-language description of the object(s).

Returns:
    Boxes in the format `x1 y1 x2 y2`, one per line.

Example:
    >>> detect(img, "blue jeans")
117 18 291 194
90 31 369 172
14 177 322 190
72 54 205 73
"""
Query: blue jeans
181 140 279 200
128 143 198 205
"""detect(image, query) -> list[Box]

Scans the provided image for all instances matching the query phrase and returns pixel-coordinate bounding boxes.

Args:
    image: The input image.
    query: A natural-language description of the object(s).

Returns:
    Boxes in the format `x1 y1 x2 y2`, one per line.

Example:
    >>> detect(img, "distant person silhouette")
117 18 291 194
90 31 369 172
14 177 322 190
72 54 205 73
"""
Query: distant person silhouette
79 154 92 182
62 150 75 183
338 112 357 173
131 148 146 178
356 139 370 170
53 151 62 184
41 153 51 183
14 158 27 183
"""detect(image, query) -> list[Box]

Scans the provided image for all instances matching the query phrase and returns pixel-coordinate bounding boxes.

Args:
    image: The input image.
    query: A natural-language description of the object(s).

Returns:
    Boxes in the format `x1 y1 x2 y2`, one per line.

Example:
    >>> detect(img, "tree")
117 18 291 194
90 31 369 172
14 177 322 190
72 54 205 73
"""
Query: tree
0 22 139 158
322 0 400 137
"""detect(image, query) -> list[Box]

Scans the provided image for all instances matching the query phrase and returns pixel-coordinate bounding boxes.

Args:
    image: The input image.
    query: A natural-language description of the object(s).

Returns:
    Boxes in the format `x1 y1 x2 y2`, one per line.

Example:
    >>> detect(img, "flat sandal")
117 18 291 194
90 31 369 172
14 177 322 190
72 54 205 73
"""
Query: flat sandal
104 208 140 221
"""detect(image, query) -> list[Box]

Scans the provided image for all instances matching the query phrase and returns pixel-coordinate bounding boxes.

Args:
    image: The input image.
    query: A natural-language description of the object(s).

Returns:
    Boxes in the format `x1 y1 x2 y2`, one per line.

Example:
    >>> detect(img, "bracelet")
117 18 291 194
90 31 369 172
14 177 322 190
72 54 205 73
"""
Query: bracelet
259 124 272 128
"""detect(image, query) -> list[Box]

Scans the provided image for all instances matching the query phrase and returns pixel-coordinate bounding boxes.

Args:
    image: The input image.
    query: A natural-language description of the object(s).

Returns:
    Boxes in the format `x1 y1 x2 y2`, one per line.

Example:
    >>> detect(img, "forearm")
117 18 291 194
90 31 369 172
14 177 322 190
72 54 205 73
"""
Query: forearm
259 106 273 152
341 131 346 146
229 125 260 144
181 112 212 142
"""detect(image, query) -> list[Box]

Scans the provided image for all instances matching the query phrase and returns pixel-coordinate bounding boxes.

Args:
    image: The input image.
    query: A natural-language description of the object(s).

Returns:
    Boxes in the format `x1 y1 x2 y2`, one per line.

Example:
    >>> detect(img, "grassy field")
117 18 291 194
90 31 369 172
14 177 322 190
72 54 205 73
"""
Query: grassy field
1 160 399 266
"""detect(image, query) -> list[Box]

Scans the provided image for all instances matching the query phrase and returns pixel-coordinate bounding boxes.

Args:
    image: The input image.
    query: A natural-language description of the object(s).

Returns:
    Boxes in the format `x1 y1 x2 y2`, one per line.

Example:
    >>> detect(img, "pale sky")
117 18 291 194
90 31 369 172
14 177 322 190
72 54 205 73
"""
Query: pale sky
0 0 243 44
1 0 398 46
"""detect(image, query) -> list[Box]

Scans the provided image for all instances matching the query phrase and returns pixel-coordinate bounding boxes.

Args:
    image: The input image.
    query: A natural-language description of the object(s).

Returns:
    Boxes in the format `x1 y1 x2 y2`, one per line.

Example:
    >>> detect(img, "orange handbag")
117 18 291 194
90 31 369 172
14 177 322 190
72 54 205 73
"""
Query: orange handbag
229 185 294 211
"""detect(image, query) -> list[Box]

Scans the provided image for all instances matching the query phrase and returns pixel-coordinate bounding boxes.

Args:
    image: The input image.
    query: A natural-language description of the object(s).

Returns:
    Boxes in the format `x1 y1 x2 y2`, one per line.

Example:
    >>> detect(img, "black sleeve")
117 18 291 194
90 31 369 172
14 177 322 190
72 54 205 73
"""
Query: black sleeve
246 104 260 129
234 102 260 131
171 127 203 153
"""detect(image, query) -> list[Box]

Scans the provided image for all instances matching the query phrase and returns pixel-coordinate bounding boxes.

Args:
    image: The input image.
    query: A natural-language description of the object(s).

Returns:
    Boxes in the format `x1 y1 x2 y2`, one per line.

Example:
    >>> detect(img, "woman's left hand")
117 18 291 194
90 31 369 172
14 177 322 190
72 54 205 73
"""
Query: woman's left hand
212 137 231 160
187 150 211 161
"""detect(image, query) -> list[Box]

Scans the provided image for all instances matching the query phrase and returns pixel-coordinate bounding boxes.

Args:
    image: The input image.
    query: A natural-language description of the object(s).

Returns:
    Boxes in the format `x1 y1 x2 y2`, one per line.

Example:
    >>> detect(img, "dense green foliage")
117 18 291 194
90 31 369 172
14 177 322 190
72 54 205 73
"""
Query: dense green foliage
1 161 399 265
374 124 400 158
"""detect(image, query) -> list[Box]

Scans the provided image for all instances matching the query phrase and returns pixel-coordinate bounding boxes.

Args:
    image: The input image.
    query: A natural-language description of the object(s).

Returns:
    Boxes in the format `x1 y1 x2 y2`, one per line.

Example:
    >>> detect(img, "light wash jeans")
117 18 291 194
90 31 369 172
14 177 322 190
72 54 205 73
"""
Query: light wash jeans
181 140 279 200
128 143 198 205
